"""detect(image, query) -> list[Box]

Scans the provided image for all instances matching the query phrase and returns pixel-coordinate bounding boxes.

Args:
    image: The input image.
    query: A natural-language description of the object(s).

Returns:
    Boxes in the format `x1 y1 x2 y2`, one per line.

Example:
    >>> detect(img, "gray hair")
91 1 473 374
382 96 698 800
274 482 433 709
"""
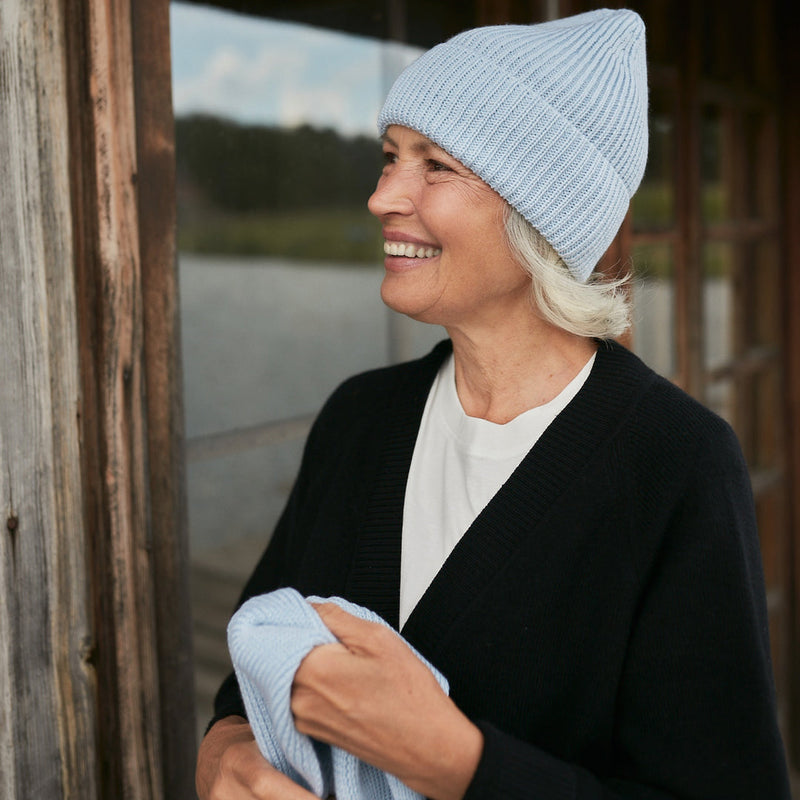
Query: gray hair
504 207 632 340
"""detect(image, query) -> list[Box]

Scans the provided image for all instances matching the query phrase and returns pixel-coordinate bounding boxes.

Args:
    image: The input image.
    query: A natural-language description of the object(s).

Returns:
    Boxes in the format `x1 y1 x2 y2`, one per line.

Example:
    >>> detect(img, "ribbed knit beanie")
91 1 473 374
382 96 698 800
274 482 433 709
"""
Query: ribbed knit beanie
377 9 648 283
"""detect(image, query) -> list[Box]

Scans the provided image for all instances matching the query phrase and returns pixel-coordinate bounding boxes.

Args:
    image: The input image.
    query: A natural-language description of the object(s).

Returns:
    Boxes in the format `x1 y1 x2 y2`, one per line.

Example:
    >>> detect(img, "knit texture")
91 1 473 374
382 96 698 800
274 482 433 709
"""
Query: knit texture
227 587 449 800
378 10 648 282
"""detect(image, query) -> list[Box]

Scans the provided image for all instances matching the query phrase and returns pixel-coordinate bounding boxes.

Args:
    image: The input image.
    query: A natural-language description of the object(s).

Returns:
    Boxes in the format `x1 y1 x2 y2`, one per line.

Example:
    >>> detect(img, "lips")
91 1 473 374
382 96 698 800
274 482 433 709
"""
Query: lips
383 241 442 258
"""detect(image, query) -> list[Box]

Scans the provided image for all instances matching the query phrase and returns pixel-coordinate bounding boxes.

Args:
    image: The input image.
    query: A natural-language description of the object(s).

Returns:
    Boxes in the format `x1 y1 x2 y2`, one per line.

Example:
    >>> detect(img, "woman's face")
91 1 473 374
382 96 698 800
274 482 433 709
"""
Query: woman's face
368 125 530 331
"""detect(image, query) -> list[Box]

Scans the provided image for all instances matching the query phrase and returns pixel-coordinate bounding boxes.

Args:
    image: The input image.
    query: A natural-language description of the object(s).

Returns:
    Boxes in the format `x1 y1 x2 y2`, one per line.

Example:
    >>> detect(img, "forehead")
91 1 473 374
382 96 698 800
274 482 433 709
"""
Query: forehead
381 125 453 159
381 125 506 210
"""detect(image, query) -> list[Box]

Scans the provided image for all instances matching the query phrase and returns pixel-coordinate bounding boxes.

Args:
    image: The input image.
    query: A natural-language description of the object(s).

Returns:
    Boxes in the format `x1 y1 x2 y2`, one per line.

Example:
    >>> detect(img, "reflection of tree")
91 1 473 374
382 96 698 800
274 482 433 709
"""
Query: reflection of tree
175 114 384 260
175 114 382 215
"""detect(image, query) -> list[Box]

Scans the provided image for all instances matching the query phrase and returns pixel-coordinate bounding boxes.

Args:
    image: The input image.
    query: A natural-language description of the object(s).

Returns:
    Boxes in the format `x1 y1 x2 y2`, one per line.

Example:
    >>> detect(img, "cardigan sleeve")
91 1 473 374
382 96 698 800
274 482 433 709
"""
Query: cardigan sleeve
463 425 791 800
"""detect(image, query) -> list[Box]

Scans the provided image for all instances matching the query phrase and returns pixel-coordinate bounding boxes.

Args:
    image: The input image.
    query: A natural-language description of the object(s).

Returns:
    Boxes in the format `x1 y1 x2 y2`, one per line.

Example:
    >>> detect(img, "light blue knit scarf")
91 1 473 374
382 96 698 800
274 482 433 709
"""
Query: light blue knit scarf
228 587 449 800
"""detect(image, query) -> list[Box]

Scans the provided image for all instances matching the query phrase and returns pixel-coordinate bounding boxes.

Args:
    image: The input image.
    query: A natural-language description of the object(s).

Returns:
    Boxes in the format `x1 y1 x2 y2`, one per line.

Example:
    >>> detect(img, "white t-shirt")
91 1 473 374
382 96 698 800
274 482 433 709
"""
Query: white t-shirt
399 352 595 628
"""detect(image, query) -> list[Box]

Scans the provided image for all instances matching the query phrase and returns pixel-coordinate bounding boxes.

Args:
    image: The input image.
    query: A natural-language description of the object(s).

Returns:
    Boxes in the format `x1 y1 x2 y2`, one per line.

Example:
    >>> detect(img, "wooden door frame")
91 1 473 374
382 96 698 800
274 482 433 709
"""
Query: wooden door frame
132 0 197 791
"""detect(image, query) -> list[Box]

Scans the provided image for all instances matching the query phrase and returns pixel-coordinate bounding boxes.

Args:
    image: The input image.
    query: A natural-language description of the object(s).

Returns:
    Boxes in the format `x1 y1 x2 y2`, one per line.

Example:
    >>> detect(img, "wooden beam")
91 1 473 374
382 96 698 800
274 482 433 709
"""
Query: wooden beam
131 0 198 792
65 0 167 795
0 1 98 797
777 0 800 772
674 1 704 398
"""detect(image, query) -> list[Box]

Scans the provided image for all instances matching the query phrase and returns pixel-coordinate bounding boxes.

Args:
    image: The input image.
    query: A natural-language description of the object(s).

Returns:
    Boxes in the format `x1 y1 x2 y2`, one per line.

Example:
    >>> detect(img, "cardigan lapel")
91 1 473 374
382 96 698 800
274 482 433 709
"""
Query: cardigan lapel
400 341 656 659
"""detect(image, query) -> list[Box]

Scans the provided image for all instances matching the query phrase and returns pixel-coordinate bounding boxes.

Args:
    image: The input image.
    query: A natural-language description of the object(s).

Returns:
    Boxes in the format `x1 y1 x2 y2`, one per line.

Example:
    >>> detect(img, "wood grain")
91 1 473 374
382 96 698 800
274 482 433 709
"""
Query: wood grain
67 0 166 795
0 1 98 797
132 0 198 792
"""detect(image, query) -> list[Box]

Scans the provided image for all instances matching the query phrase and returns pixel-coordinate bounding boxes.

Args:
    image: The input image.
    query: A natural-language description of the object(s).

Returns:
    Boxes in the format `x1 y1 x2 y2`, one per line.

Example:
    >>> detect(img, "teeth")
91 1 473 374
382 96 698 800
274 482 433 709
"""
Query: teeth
383 241 441 258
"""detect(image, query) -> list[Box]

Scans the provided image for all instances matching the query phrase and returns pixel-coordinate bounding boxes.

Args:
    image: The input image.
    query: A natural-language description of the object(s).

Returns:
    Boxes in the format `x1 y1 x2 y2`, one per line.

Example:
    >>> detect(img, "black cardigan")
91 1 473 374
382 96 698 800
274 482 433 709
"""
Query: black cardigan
212 340 790 799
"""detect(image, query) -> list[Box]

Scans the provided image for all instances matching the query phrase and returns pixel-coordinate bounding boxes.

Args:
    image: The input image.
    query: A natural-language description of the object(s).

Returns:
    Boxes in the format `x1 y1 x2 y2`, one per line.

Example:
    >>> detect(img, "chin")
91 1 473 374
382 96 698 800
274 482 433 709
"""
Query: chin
380 282 438 325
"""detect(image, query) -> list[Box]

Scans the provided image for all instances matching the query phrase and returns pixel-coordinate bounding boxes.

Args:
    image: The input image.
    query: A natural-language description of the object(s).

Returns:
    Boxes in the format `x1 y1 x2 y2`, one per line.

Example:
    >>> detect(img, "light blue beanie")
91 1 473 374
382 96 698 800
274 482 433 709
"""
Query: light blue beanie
377 9 648 283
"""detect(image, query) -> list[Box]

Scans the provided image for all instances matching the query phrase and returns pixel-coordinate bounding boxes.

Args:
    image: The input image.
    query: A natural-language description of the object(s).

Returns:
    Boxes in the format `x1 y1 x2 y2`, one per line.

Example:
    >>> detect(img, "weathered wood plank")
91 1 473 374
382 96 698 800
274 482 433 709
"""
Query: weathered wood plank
131 0 198 793
0 1 98 798
65 0 167 796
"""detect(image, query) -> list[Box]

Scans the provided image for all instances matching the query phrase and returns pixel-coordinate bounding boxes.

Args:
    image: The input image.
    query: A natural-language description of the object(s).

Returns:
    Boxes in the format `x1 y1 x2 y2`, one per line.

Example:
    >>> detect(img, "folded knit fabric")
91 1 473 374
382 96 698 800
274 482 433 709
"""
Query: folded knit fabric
228 587 449 800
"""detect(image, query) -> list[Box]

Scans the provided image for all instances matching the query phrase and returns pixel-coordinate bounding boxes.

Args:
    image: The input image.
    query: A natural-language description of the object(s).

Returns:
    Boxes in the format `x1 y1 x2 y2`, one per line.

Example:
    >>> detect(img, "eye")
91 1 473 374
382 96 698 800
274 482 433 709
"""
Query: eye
426 159 452 172
382 150 398 165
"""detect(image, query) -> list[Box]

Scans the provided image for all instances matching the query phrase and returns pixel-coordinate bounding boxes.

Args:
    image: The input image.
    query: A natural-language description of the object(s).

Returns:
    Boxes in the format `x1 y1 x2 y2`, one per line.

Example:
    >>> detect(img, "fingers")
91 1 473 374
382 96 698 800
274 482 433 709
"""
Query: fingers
196 716 319 800
312 602 399 655
294 603 482 800
246 764 320 800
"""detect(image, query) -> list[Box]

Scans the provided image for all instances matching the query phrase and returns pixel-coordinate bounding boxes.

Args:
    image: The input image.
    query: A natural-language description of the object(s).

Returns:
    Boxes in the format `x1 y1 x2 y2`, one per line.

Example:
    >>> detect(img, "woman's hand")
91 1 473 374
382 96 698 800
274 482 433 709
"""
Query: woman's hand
196 716 319 800
291 603 483 800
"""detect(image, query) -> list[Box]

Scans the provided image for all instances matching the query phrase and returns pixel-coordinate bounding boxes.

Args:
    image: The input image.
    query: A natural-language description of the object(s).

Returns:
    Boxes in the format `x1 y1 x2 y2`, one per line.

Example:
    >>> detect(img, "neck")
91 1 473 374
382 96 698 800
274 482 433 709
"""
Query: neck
446 320 597 424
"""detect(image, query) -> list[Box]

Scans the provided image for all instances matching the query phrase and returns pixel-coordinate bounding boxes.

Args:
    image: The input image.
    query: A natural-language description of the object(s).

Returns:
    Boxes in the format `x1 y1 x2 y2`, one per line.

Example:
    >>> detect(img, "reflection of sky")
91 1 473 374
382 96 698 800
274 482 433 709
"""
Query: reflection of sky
170 2 422 136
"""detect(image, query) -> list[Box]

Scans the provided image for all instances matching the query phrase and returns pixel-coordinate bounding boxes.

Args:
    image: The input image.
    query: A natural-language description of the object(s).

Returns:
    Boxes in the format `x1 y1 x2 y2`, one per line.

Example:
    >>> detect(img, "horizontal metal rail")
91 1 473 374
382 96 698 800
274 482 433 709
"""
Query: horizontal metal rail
186 414 315 462
706 344 780 383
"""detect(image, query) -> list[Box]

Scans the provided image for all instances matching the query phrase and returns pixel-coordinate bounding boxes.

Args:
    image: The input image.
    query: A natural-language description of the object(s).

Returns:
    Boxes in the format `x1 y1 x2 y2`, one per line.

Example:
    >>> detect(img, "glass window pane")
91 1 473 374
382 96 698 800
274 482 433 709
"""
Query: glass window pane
753 239 781 349
180 255 388 432
631 87 675 230
630 242 676 377
171 0 428 736
742 112 778 221
703 241 735 369
187 438 305 552
700 4 753 83
188 438 305 740
172 3 425 515
705 378 734 425
701 106 735 224
171 6 427 412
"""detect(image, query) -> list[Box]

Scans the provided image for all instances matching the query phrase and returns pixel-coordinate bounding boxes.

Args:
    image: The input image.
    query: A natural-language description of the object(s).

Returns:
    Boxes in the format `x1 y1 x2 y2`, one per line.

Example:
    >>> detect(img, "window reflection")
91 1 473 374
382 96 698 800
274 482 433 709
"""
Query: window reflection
742 112 778 220
170 1 430 740
630 242 676 378
703 241 735 370
706 378 734 425
701 106 734 224
630 86 676 379
630 87 674 230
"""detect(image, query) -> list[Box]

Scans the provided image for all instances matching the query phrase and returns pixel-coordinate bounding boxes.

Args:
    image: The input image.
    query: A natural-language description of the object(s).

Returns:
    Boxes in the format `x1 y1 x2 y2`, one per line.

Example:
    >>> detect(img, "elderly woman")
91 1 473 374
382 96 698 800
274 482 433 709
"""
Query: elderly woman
196 9 791 800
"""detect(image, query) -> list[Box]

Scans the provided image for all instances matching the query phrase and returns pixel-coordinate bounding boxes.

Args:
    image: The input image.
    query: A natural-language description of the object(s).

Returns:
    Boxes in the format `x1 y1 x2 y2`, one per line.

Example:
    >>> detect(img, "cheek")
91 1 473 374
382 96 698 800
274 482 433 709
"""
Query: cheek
452 187 509 233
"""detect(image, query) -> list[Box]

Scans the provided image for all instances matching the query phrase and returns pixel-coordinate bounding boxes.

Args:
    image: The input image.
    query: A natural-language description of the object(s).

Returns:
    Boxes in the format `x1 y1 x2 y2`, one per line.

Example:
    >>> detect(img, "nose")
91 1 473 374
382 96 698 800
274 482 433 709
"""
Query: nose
367 168 414 218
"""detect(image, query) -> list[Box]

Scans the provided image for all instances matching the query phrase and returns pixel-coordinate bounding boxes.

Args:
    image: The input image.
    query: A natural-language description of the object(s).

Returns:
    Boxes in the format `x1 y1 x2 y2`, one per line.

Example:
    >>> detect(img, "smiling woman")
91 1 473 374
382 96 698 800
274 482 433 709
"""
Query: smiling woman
196 9 791 800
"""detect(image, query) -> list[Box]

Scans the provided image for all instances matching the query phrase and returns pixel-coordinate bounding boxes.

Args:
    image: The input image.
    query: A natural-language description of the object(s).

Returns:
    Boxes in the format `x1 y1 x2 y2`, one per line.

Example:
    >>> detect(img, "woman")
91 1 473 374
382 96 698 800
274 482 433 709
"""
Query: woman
197 9 791 799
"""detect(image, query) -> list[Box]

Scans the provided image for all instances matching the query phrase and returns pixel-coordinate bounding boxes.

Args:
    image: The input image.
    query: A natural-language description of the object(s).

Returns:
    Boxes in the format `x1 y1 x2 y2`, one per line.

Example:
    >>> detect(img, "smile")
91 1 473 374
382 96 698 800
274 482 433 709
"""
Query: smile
383 241 441 258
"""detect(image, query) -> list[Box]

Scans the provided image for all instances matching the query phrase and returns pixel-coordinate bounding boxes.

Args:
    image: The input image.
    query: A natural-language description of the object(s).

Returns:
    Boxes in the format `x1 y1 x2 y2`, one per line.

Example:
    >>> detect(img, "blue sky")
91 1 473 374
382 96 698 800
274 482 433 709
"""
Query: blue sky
170 2 421 137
